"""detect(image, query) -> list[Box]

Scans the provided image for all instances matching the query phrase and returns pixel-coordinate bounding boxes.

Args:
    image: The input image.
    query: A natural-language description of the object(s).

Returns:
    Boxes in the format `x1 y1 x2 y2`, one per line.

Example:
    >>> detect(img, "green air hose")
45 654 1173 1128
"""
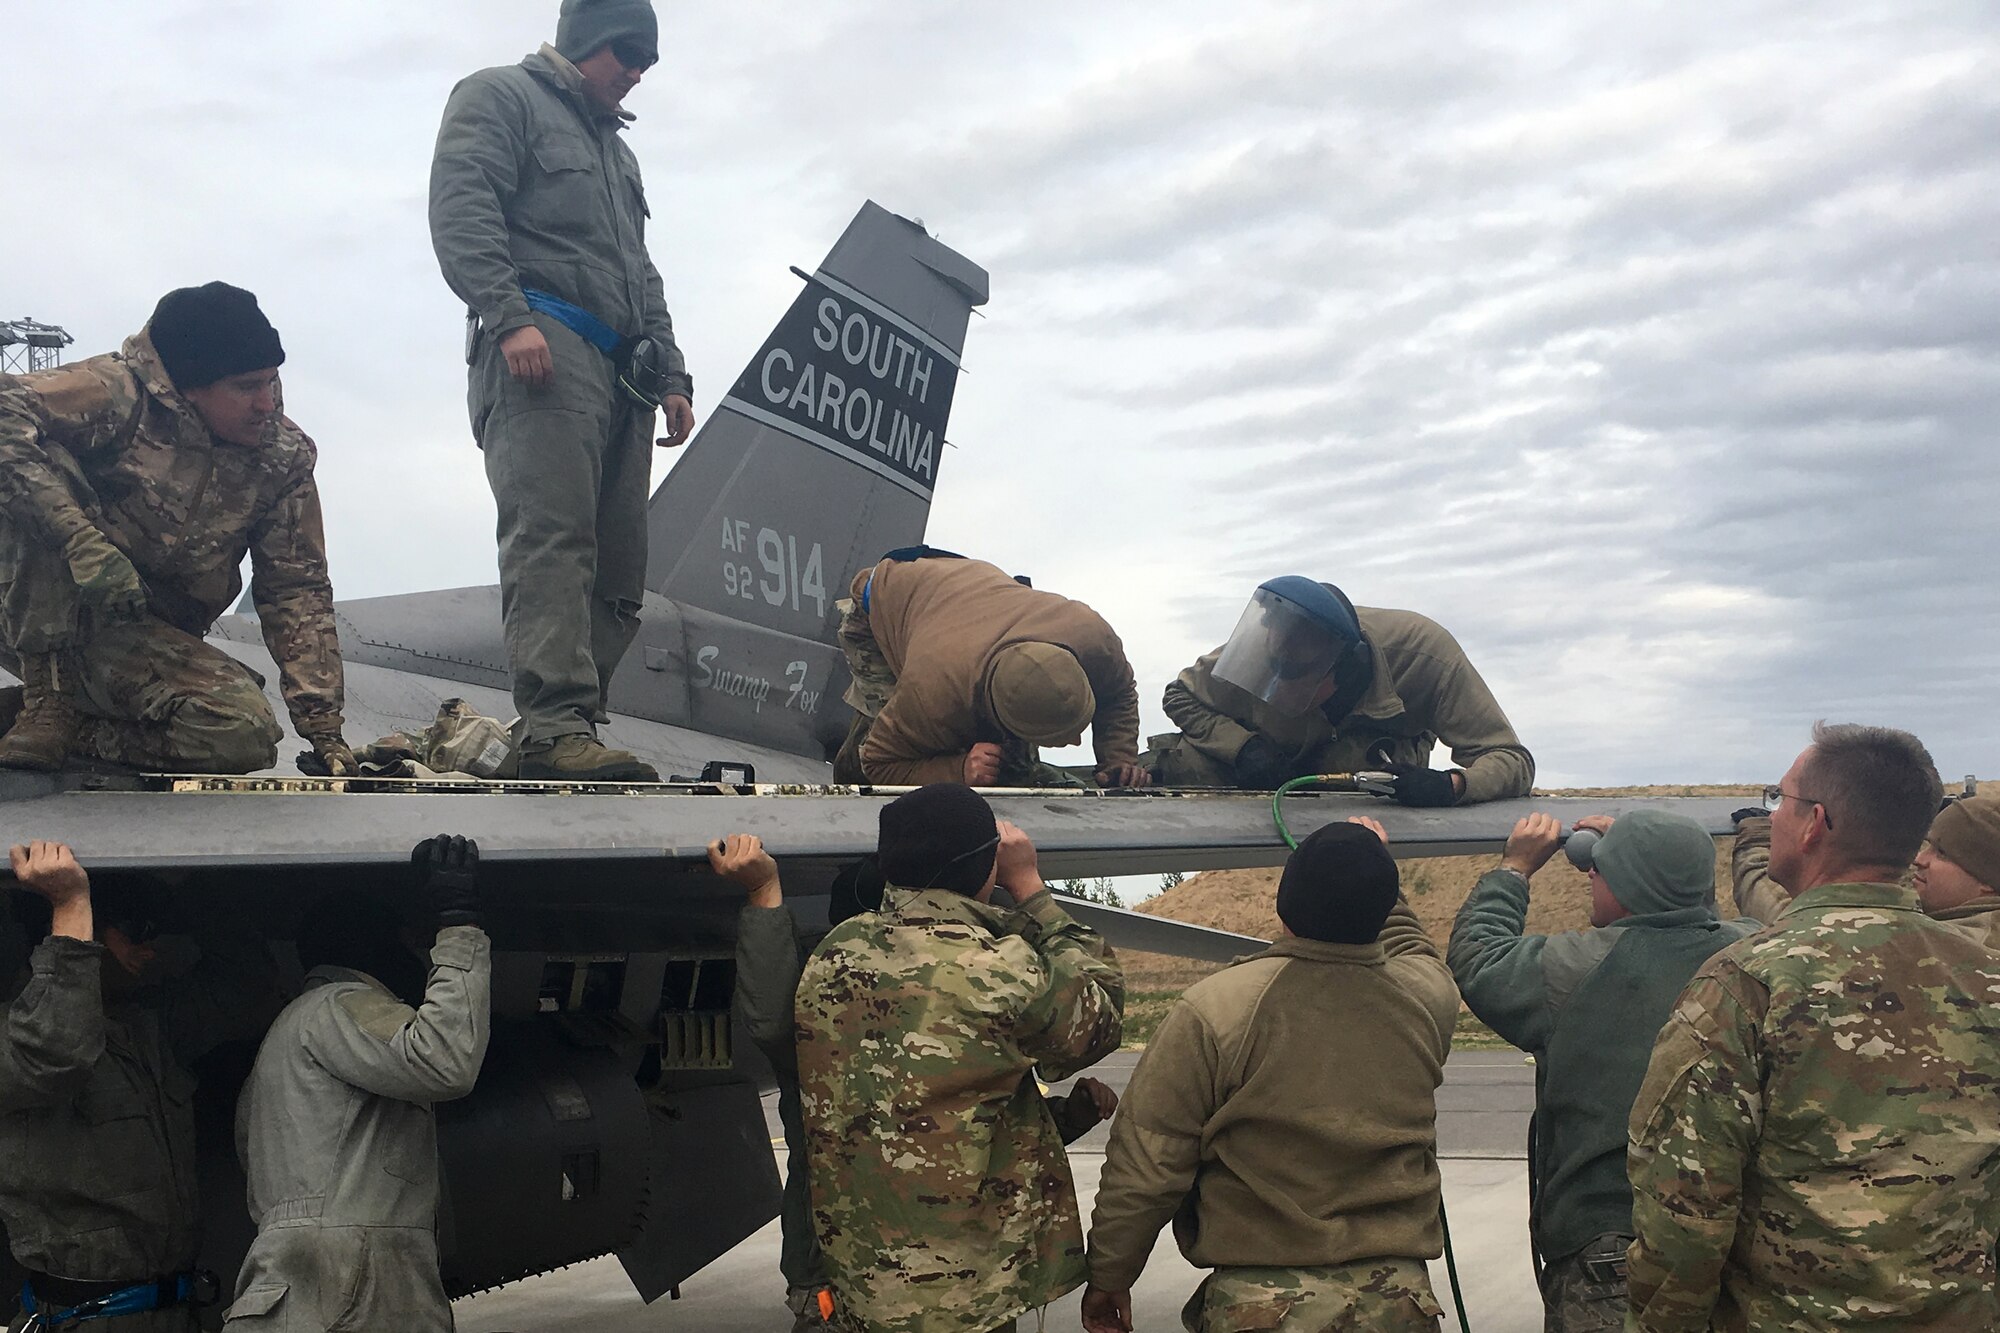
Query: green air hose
1273 776 1474 1333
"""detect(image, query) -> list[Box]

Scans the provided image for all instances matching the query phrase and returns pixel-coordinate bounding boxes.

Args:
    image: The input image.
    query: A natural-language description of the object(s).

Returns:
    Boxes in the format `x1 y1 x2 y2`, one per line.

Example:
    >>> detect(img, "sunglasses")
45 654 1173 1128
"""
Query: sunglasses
610 38 658 72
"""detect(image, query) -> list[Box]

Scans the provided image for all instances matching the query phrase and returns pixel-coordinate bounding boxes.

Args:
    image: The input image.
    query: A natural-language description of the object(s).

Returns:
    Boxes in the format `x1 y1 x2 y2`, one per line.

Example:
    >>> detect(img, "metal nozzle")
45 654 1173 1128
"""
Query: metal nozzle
1561 827 1601 870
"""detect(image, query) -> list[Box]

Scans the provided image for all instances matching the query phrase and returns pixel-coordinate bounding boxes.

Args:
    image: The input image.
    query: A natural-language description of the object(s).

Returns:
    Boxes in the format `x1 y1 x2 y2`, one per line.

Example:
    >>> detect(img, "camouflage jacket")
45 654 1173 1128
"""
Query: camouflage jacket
0 330 345 736
1626 880 2000 1332
1161 606 1533 802
794 887 1123 1333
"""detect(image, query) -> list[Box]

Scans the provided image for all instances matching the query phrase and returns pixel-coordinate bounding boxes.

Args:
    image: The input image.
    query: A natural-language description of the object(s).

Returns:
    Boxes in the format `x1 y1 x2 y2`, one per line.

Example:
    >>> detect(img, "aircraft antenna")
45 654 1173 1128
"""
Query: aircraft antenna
0 317 74 374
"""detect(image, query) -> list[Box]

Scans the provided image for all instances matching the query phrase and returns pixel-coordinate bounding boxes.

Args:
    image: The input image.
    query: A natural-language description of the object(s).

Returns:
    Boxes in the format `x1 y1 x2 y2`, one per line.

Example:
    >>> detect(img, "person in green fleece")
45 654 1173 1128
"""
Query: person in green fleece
1447 809 1756 1333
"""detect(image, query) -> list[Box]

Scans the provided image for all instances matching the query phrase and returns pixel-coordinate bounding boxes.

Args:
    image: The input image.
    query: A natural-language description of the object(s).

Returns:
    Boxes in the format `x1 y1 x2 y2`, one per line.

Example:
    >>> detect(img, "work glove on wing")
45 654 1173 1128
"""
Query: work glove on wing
63 529 148 619
414 833 483 929
1385 762 1459 807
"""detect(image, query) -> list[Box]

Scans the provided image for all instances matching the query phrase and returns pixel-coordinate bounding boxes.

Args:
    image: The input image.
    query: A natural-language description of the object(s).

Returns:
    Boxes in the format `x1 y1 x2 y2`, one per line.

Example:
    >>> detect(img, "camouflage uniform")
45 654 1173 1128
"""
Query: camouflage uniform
794 887 1123 1333
429 45 690 747
0 928 282 1330
1626 879 2000 1331
1179 1260 1443 1332
0 330 344 768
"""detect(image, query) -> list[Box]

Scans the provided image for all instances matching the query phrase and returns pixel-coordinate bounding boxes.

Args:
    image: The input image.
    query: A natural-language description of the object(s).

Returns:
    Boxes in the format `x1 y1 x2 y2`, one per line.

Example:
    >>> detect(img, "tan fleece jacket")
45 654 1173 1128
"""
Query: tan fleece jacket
1085 903 1459 1288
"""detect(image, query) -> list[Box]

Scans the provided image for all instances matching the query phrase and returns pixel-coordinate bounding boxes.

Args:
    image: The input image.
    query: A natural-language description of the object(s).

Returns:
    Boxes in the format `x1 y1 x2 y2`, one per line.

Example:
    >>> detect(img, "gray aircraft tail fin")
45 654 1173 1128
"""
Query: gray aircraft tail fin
642 201 988 645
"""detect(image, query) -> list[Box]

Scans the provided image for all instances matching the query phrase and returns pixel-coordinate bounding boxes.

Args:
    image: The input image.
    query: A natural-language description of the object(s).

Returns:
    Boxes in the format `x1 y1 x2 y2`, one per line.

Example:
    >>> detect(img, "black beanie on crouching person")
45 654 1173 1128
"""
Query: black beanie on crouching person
877 783 1000 896
1276 822 1401 944
147 282 285 392
556 0 658 62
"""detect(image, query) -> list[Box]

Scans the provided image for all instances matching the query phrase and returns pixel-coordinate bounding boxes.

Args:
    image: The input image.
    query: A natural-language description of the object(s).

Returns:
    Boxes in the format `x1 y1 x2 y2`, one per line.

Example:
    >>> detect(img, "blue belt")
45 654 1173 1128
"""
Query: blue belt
22 1272 206 1328
521 289 625 357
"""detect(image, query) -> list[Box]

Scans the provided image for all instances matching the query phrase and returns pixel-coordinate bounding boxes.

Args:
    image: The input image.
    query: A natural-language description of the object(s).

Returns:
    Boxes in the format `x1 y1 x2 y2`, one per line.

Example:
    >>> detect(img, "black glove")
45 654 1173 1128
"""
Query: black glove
1385 763 1458 807
413 834 482 928
1730 807 1769 826
1232 736 1296 791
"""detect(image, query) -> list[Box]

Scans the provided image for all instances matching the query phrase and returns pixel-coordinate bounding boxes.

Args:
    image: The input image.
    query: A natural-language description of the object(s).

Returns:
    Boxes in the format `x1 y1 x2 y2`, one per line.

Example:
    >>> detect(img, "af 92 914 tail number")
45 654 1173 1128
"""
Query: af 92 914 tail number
721 518 827 619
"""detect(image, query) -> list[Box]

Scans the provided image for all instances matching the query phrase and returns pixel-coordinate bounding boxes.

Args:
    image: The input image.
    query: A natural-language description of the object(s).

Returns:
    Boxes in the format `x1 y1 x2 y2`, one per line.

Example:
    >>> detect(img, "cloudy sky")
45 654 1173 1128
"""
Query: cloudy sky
7 1 1996 786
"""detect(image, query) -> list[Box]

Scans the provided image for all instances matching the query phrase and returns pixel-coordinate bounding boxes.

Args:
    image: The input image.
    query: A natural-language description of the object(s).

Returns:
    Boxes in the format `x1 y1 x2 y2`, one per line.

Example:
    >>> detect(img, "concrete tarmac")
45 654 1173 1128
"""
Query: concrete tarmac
455 1052 1545 1333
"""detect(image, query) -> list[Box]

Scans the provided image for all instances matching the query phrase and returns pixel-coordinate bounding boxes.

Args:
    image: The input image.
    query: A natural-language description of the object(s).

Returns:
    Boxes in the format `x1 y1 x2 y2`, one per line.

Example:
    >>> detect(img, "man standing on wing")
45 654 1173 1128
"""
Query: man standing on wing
430 0 696 782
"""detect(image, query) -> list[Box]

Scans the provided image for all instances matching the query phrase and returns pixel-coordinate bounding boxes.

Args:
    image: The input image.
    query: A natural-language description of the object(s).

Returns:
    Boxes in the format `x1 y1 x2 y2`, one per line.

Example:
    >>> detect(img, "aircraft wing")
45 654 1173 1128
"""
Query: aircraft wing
0 776 1753 875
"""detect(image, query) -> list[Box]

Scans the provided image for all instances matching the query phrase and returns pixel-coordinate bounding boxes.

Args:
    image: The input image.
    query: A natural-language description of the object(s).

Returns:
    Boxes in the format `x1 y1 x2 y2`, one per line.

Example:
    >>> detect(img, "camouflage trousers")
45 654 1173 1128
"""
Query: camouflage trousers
1181 1259 1444 1332
1537 1234 1630 1333
1 616 280 773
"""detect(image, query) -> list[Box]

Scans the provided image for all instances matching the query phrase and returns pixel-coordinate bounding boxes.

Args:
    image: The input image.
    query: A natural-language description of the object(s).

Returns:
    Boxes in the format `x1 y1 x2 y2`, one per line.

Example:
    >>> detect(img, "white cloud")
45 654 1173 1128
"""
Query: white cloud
6 0 1996 784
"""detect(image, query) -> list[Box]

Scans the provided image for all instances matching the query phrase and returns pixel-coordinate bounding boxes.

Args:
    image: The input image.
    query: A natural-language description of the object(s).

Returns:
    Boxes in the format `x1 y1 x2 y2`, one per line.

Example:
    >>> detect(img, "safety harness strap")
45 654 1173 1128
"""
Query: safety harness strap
21 1271 209 1328
520 289 624 357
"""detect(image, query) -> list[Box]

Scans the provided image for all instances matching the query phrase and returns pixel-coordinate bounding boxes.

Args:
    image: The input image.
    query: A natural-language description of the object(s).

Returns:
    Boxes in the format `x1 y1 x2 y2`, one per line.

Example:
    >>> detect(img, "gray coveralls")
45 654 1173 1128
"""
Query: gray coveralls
0 931 282 1331
223 927 491 1331
428 45 691 746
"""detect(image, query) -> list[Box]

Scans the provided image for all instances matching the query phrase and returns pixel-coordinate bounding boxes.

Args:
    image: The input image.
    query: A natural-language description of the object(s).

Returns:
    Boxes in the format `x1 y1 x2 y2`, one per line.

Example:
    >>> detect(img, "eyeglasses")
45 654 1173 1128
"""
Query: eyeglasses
1762 785 1834 829
610 38 658 72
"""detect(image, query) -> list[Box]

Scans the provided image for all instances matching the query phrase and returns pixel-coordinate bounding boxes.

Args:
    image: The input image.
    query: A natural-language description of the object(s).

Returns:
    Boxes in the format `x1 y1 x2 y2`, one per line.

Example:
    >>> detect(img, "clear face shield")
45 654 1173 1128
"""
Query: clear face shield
1211 586 1347 715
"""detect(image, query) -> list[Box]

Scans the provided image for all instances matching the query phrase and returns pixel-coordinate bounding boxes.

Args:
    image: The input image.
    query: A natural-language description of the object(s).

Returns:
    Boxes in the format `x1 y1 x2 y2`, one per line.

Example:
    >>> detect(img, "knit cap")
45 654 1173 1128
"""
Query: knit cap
877 782 999 896
148 282 285 391
1928 793 2000 891
556 0 657 62
987 643 1094 746
1276 822 1401 943
1590 810 1715 916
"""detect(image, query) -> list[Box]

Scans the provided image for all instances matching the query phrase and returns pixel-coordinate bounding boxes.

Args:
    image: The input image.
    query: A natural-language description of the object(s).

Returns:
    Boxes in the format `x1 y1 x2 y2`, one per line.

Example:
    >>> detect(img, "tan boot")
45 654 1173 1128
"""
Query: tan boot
518 733 660 782
0 654 78 772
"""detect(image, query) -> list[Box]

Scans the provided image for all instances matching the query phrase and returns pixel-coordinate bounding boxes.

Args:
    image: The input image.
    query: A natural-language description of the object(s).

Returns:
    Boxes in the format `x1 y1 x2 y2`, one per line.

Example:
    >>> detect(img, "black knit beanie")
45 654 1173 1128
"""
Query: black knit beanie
1276 822 1401 943
148 282 285 391
878 783 1000 896
556 0 658 62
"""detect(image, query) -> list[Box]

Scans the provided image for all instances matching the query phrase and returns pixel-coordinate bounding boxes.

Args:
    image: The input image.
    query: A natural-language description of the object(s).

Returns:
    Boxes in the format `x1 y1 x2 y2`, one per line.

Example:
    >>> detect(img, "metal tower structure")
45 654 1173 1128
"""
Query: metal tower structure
1 318 74 373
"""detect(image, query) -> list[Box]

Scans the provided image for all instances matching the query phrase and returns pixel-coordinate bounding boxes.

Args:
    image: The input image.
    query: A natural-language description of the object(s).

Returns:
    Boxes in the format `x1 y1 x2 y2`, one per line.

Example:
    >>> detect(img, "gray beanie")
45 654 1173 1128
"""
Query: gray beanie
1591 810 1715 916
556 0 657 63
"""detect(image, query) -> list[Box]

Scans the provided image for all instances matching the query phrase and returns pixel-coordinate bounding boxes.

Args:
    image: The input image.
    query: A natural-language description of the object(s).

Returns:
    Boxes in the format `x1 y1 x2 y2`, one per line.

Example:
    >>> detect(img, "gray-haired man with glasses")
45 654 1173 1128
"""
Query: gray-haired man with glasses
1626 723 2000 1331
